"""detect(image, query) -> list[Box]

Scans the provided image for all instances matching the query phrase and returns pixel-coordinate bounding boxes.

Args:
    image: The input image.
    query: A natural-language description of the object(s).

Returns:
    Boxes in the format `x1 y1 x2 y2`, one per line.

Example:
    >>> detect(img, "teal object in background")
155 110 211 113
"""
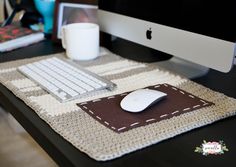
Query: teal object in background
33 0 55 34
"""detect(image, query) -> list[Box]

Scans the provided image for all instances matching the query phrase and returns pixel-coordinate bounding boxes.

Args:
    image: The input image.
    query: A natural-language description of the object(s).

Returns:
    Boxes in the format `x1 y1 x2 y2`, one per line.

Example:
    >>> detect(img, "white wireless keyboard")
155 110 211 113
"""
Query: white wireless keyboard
18 57 116 102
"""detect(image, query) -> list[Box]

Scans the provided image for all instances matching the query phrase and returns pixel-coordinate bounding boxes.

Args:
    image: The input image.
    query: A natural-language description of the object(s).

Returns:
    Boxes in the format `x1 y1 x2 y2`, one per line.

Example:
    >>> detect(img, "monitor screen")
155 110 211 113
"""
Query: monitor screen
98 0 236 72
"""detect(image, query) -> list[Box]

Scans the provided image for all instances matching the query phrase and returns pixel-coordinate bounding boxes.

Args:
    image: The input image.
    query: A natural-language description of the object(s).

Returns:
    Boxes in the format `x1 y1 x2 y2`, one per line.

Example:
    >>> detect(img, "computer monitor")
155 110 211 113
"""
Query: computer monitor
98 0 236 76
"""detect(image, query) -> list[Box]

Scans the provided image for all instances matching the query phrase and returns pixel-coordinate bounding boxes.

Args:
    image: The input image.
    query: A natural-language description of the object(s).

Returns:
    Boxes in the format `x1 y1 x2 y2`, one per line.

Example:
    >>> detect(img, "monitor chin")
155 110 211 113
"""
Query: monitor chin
156 57 210 79
103 35 172 63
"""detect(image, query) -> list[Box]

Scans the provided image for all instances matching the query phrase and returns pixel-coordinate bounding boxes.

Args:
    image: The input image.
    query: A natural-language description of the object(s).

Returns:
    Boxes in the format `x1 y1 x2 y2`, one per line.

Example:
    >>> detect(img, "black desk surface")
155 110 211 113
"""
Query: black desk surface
0 40 236 167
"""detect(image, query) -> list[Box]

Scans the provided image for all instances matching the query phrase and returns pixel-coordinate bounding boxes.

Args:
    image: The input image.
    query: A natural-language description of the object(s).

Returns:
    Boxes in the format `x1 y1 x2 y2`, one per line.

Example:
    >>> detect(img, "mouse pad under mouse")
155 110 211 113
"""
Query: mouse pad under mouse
77 83 214 133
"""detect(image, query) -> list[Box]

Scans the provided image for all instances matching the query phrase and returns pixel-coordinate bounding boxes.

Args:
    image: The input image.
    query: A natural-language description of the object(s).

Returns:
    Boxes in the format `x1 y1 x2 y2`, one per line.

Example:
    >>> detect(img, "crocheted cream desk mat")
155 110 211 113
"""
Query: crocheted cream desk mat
0 51 236 161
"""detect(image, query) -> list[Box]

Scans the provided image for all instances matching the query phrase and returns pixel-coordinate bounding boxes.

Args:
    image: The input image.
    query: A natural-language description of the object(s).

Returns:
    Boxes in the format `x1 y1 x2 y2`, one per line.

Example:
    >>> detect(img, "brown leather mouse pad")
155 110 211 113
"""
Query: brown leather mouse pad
77 84 214 133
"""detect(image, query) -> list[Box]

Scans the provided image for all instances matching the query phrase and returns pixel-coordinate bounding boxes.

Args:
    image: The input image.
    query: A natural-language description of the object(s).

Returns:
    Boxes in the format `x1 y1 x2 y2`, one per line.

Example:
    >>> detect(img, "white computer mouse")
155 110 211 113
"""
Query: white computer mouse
120 88 167 113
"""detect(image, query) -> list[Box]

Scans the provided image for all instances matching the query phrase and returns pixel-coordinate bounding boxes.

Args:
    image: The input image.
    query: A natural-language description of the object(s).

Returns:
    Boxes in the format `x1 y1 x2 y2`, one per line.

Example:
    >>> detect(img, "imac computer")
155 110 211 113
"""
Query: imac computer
98 0 236 78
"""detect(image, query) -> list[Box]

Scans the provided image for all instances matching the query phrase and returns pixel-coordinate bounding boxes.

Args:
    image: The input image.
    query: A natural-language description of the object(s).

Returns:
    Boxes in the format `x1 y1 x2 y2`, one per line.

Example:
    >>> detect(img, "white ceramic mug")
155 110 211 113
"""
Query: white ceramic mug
61 23 99 61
